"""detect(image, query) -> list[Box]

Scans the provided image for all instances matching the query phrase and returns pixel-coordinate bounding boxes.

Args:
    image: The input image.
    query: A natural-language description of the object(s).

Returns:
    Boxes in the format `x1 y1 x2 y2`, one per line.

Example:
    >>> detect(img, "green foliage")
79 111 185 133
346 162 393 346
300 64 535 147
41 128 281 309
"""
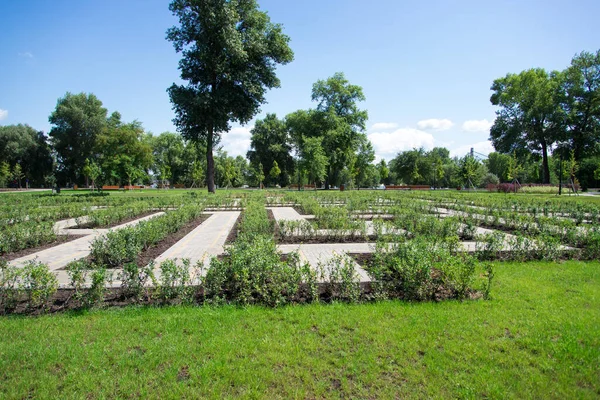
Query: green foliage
269 160 281 182
370 237 479 301
0 124 53 187
49 92 108 184
320 254 361 303
167 0 293 192
21 261 58 311
247 113 294 186
299 136 328 187
0 260 21 314
205 235 313 306
490 68 563 184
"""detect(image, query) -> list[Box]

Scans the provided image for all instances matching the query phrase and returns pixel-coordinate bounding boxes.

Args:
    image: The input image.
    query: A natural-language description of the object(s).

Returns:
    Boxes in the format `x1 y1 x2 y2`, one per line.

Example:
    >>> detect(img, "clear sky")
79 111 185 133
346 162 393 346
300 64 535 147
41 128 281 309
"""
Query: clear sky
1 0 598 161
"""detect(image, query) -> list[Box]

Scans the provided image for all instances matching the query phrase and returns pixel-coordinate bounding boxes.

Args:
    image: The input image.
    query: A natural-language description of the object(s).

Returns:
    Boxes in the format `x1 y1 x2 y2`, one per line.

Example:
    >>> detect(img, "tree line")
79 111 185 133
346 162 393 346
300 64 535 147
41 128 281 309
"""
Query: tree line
1 0 598 191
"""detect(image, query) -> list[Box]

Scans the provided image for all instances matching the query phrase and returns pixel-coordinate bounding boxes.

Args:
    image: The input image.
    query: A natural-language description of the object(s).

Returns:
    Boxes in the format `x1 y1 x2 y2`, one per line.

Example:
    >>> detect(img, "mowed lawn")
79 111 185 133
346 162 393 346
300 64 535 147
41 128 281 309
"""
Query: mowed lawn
1 261 598 399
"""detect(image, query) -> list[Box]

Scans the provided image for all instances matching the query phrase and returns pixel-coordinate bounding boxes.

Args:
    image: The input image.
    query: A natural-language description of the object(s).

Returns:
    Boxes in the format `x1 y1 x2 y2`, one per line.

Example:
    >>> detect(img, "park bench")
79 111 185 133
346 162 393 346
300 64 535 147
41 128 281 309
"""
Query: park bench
123 185 143 190
102 185 120 190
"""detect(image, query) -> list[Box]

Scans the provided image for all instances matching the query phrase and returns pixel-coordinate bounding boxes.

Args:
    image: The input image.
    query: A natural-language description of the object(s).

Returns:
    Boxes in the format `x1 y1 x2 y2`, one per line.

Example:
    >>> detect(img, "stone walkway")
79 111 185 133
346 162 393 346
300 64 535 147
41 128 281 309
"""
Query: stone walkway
8 212 165 271
152 211 240 273
278 243 373 282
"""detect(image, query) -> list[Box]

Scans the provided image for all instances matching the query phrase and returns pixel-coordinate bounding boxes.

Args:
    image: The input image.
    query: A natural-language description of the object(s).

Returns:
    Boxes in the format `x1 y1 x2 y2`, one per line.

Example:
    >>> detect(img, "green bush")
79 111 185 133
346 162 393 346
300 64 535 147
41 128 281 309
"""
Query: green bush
205 235 314 307
21 261 58 311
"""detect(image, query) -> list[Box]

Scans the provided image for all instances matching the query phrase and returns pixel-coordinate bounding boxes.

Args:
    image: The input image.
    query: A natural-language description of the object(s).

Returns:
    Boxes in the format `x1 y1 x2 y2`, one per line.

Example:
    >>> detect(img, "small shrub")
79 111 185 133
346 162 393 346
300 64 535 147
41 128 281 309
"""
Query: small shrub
0 260 22 314
320 254 361 303
120 262 154 301
21 261 58 311
157 259 195 304
204 235 309 307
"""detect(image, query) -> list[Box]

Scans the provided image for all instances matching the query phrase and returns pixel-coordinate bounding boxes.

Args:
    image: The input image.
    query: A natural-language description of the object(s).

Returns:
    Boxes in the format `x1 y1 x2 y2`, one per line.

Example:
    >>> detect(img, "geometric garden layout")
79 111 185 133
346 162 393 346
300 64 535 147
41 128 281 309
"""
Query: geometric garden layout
5 191 589 288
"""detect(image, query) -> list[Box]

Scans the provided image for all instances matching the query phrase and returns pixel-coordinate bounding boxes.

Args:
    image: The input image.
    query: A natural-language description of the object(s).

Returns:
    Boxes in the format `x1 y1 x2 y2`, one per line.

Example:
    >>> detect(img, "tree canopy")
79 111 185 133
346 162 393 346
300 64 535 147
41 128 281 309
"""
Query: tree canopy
247 113 294 187
49 92 108 184
166 0 294 192
490 68 563 184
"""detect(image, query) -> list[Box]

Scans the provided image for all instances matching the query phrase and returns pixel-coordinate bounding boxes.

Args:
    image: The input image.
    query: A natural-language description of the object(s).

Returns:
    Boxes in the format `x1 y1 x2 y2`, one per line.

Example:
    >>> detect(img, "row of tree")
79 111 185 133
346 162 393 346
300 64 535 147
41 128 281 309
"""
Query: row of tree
247 72 376 189
0 92 255 189
490 50 600 184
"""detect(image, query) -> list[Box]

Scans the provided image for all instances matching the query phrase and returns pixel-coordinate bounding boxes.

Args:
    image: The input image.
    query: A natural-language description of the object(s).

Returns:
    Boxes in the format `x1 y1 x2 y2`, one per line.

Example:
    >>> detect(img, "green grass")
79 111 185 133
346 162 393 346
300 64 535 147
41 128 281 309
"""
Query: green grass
1 261 599 399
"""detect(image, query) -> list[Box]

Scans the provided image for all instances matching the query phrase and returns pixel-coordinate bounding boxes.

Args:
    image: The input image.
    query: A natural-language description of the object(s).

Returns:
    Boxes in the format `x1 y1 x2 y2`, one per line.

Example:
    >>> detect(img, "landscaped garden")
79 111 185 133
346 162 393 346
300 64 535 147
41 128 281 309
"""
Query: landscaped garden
0 188 599 397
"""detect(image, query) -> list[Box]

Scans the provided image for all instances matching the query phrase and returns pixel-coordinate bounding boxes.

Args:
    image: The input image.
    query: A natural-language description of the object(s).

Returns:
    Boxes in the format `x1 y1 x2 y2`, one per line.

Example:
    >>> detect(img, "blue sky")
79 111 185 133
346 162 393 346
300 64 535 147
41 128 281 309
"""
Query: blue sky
1 0 598 161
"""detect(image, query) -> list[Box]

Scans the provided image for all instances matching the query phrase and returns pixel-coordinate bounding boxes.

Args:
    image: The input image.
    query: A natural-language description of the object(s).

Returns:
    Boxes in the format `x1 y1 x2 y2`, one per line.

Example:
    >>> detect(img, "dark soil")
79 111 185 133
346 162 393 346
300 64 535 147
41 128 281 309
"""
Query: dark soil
136 214 210 267
1 235 88 262
225 213 242 244
293 206 309 215
347 252 374 267
72 210 160 229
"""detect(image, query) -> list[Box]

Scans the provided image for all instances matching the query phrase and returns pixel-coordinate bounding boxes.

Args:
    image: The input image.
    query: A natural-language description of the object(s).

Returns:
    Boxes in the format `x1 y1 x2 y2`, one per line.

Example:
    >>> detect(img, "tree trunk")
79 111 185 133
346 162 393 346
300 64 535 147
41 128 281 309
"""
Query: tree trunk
206 127 216 193
541 140 550 184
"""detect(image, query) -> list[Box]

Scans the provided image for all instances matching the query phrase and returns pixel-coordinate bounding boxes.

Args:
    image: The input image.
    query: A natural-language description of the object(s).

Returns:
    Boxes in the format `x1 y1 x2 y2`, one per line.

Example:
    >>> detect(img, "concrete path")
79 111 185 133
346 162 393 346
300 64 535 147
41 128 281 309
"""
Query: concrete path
8 212 165 271
153 211 240 271
278 243 374 282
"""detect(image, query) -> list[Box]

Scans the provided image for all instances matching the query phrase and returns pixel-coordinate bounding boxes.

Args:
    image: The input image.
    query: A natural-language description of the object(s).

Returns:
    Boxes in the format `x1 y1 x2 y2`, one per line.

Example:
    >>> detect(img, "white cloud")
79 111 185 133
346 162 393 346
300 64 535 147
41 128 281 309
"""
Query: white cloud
417 118 454 131
18 52 34 59
462 119 493 133
450 141 495 158
368 128 435 161
370 122 398 131
0 109 7 121
218 126 252 157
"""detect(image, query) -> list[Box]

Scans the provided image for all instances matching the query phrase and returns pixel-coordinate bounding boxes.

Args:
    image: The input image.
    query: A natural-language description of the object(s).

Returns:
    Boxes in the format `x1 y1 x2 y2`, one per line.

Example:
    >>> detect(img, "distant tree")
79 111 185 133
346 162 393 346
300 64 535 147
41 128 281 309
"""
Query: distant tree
490 69 563 183
152 132 187 185
96 120 153 186
391 148 430 185
506 151 524 184
83 158 101 190
166 0 294 193
247 114 294 186
0 124 53 186
353 136 375 188
558 50 600 162
377 160 389 184
299 137 328 189
0 162 10 188
311 73 368 188
12 164 25 188
49 92 108 185
485 152 512 182
460 155 486 188
256 162 265 188
269 160 281 184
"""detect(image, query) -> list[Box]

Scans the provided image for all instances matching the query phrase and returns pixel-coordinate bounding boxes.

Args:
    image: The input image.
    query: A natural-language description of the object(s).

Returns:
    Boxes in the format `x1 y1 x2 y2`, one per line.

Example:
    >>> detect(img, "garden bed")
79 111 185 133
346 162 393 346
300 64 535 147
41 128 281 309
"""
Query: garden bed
72 210 159 229
136 214 210 267
0 234 88 262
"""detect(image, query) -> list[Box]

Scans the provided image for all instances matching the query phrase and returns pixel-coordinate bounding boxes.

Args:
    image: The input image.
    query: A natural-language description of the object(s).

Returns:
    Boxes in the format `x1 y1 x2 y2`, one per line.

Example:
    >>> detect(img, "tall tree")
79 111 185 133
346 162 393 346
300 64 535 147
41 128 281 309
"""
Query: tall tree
0 124 53 186
95 120 153 185
311 72 368 189
247 113 294 186
559 50 600 161
152 132 187 185
299 137 328 189
49 92 107 184
166 0 294 193
490 68 562 183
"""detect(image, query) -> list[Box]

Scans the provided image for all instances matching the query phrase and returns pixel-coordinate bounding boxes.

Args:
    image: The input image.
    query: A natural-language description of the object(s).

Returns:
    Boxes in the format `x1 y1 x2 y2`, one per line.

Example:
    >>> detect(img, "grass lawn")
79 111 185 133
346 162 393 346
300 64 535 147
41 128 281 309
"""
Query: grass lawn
0 261 598 399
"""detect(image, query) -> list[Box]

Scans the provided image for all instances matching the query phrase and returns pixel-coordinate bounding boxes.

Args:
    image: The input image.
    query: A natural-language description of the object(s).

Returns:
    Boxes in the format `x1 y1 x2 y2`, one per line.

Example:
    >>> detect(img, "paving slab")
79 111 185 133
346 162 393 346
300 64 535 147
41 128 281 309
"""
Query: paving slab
278 243 374 282
152 211 240 271
9 212 166 272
